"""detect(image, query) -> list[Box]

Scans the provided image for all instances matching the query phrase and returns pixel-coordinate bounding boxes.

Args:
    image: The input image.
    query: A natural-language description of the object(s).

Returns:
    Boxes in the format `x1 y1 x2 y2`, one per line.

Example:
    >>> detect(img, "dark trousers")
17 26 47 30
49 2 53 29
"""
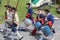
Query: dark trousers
10 25 16 32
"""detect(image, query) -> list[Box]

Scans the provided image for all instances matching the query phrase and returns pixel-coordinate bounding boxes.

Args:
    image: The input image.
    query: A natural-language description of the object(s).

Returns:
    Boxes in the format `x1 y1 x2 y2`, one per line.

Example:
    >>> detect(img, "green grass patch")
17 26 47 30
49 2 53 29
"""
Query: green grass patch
50 7 60 16
0 0 60 23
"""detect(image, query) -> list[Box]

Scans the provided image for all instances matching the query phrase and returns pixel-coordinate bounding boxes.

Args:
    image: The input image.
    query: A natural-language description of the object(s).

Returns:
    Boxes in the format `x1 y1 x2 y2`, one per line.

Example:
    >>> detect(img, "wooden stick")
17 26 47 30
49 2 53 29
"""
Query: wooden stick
16 0 19 9
7 0 10 5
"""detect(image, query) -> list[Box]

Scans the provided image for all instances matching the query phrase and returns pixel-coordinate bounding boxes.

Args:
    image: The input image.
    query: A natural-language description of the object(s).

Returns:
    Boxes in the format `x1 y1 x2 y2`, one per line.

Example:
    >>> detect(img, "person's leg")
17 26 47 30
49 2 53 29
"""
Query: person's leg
10 32 15 40
0 23 6 31
39 34 44 40
4 24 16 38
4 28 11 38
18 26 21 31
16 31 23 40
11 24 23 40
10 31 23 40
20 22 27 31
51 26 55 40
51 33 55 40
47 33 55 40
39 31 45 40
52 26 55 33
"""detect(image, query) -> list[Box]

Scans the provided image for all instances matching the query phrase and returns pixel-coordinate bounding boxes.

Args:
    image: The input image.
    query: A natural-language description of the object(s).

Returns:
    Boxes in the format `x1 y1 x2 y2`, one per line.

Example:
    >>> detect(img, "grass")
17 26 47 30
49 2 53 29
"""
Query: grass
0 0 29 23
50 7 60 16
0 0 60 23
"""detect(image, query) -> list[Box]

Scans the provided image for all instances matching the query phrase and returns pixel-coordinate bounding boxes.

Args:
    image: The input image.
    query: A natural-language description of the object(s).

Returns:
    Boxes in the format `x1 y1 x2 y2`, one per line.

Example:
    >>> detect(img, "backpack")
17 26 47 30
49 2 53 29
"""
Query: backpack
41 25 52 36
34 21 42 29
47 21 53 28
31 28 36 35
24 18 32 26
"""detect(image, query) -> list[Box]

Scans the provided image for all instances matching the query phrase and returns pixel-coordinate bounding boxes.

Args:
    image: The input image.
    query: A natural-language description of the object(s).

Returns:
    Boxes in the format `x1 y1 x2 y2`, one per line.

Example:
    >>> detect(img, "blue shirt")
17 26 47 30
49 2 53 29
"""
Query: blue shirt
47 13 54 24
37 13 45 20
28 7 33 16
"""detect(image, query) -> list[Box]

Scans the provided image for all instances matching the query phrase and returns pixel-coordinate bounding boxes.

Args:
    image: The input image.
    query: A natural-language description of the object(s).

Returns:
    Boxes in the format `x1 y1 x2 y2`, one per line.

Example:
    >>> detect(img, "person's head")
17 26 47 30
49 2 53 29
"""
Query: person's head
11 7 17 13
44 9 50 14
37 8 42 13
4 5 11 10
26 3 31 8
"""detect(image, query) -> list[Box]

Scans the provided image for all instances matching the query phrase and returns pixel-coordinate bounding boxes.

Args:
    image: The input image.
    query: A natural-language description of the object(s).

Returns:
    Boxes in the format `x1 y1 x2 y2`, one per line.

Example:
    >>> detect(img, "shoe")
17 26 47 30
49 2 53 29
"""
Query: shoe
52 28 55 33
21 29 26 31
19 36 23 40
0 30 3 32
3 36 8 38
52 38 55 40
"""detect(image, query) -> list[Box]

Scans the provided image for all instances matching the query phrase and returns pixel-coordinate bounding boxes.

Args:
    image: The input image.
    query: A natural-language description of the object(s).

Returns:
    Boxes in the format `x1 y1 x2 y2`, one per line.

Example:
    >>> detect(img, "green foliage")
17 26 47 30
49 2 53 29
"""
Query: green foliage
0 0 29 23
0 0 60 23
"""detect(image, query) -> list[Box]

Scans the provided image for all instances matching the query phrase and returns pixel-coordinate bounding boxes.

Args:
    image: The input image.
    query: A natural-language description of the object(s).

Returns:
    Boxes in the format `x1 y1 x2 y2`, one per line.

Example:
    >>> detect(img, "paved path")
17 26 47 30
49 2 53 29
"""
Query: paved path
0 19 60 40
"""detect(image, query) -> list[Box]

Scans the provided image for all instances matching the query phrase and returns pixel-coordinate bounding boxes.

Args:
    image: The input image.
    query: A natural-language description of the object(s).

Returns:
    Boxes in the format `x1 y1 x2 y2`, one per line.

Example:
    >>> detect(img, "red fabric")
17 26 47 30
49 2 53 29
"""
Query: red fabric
47 21 52 28
31 28 36 35
5 15 7 19
40 18 44 25
26 13 31 18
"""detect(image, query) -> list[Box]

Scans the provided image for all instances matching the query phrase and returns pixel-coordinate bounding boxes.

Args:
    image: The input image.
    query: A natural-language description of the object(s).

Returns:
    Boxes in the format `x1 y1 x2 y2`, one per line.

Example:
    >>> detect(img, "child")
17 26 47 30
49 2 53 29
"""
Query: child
44 9 55 33
36 8 45 25
4 7 23 40
44 9 55 40
0 5 12 32
39 9 55 40
26 3 33 20
44 9 54 24
31 8 45 35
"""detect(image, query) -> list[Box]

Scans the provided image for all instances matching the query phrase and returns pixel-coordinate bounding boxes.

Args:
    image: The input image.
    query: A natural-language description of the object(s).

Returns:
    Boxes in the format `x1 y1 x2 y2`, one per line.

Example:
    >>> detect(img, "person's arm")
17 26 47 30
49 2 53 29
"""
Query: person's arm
28 8 33 15
15 12 19 29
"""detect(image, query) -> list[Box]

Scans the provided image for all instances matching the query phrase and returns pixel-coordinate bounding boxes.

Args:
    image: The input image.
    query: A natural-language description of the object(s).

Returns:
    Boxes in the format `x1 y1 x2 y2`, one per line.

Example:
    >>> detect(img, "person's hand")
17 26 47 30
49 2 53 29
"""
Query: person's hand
39 18 43 21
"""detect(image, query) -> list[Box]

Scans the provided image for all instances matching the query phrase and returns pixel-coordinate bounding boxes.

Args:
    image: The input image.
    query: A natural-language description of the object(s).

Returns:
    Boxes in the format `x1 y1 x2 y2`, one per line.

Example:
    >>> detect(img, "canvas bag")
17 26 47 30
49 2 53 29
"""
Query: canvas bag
34 21 42 29
31 28 36 35
47 21 53 28
41 25 52 36
24 18 32 26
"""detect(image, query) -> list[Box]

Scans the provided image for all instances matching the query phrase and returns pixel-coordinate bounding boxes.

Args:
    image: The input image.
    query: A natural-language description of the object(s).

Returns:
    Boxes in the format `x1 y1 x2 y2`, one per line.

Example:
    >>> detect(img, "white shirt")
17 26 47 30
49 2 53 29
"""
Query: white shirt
45 13 50 21
14 12 19 24
7 10 13 22
6 10 19 29
47 13 50 16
